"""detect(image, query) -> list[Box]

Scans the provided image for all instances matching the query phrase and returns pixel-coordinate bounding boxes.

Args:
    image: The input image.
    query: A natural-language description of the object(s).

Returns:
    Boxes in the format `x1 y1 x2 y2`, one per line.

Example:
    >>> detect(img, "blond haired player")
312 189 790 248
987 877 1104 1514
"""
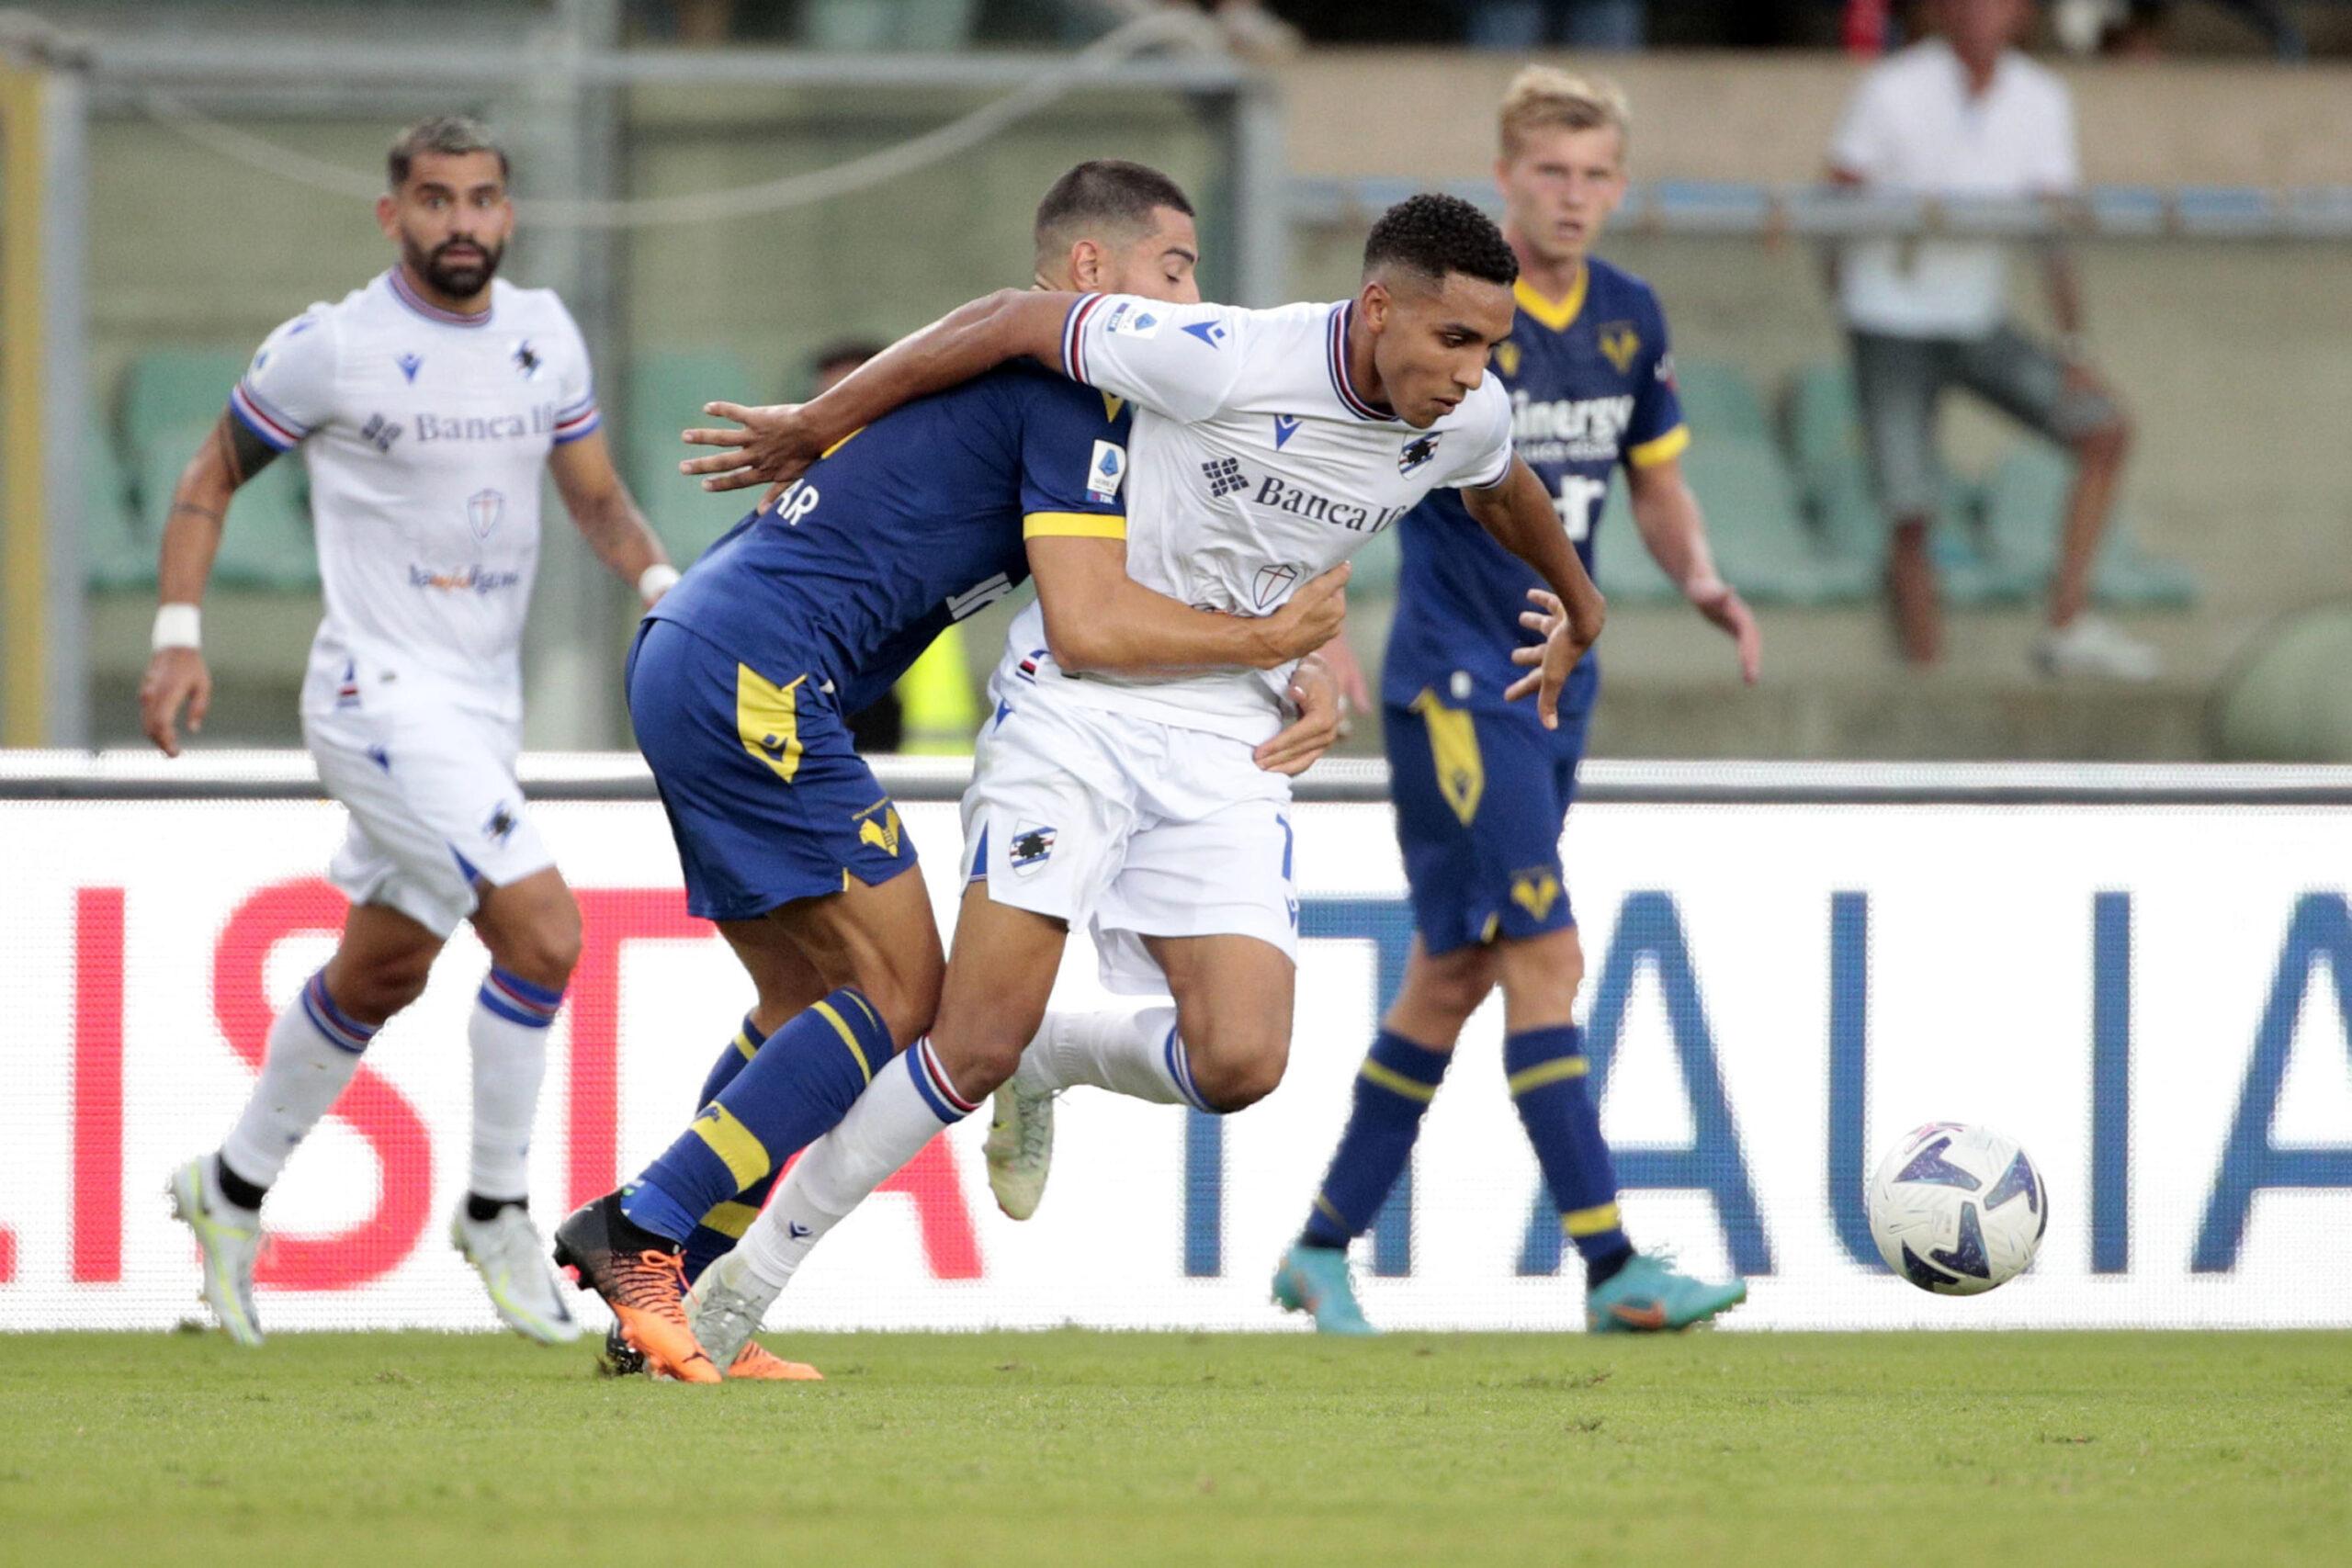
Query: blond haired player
1272 67 1757 1334
147 116 674 1348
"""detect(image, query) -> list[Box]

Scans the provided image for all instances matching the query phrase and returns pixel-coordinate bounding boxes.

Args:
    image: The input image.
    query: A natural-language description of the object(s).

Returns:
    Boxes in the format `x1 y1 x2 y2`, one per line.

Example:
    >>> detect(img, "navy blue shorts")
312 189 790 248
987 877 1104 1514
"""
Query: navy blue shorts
628 618 913 922
1385 691 1592 956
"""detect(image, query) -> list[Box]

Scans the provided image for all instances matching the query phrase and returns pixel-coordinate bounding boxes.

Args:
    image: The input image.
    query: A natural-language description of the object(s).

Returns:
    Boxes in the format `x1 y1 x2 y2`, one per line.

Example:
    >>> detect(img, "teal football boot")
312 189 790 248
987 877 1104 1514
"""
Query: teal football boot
1272 1242 1377 1336
1585 1252 1747 1333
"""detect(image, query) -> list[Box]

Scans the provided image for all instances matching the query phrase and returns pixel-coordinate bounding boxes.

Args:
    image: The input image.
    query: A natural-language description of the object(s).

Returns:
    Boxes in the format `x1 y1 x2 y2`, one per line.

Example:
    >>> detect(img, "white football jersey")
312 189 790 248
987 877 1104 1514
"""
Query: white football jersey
994 293 1515 743
232 268 600 721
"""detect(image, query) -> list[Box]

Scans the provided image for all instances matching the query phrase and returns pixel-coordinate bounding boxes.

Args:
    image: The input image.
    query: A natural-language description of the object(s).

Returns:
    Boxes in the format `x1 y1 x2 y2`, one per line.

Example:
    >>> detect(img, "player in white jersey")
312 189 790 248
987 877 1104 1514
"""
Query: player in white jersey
669 196 1607 1354
143 117 677 1349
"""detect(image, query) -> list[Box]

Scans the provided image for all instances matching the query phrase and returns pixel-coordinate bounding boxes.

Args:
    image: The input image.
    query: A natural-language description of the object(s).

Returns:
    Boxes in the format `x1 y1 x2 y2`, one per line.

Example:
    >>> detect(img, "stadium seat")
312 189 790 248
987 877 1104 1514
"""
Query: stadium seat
1786 359 1865 501
1682 436 1874 605
1668 357 1773 445
1982 445 2198 611
139 420 318 591
625 349 768 567
120 346 249 461
2209 602 2352 761
1596 436 1873 607
1592 480 1681 605
85 415 158 592
1815 464 2020 606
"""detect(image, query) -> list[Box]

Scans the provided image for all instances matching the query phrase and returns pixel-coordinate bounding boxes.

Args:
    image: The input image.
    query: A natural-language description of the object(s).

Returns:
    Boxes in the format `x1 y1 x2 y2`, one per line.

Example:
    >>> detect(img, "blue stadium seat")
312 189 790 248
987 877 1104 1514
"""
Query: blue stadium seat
625 349 769 568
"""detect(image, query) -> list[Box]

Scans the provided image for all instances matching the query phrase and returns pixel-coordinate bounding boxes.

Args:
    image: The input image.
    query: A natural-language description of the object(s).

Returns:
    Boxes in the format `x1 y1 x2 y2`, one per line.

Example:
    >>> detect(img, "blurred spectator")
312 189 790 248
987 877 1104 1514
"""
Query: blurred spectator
804 339 983 753
1826 0 2155 679
1150 0 1305 61
1461 0 1645 50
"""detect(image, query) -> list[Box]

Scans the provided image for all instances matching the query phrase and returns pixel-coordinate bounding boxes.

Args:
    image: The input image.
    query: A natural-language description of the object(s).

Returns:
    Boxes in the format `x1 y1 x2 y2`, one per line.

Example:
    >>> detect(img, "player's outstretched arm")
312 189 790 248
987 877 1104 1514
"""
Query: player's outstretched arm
1462 456 1606 728
1625 455 1759 684
681 290 1085 496
1027 536 1346 676
139 413 277 757
548 430 676 607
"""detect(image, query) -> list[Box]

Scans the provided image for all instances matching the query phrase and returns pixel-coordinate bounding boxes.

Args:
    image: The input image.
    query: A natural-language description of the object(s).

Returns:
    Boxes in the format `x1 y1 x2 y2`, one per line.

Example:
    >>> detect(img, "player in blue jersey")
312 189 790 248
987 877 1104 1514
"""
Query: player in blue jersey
1274 68 1761 1335
551 162 1346 1381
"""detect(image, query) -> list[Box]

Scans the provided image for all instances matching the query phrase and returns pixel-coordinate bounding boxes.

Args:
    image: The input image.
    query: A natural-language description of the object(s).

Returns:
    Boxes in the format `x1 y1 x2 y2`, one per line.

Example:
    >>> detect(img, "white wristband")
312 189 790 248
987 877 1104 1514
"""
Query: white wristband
152 604 201 652
638 563 681 603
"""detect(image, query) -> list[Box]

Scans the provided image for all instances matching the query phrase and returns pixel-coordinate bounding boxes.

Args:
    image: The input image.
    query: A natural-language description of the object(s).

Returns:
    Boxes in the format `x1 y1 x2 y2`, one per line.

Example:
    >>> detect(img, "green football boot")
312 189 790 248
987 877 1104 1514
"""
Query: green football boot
1585 1252 1747 1333
1272 1242 1377 1337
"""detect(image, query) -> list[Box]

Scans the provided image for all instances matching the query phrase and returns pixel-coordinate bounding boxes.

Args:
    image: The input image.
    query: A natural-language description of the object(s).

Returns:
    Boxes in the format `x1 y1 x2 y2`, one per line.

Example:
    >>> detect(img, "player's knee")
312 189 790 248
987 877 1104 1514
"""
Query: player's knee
931 1029 1021 1103
1188 1032 1290 1113
329 959 429 1026
489 918 581 992
859 953 944 1052
1497 929 1585 1018
2075 412 2131 466
1416 948 1498 1026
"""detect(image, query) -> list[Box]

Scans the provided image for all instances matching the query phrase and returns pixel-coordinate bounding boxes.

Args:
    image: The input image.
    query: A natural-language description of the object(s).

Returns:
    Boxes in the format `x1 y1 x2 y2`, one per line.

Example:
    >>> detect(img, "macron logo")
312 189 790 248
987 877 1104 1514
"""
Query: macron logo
1182 320 1227 348
1272 413 1301 450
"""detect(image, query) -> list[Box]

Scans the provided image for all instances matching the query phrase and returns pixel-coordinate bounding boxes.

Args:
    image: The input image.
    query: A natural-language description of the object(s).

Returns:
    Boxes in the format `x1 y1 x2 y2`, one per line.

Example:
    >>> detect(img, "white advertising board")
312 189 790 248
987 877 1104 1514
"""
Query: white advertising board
3 788 2350 1331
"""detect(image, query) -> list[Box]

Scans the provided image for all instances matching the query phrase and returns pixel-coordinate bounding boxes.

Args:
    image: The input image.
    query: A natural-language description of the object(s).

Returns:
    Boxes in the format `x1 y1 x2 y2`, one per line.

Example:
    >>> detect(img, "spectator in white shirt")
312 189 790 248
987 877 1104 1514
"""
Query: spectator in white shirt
1828 0 2154 679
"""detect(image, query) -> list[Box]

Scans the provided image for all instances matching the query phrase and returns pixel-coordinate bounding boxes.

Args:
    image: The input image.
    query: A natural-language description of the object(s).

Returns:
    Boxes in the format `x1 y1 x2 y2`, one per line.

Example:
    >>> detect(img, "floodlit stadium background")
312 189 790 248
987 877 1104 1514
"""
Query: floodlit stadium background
3 1 2350 1331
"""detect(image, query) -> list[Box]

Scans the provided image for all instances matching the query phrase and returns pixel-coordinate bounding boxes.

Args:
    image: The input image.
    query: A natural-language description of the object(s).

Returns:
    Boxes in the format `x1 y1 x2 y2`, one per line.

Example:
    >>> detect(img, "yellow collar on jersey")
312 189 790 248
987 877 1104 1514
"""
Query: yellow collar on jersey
1513 266 1589 333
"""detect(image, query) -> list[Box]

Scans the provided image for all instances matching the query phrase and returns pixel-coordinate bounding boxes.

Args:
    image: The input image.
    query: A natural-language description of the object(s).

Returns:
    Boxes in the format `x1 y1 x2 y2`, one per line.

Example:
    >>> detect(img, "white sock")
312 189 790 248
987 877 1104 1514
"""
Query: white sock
467 968 563 1201
738 1039 976 1290
1011 1006 1206 1110
218 970 378 1197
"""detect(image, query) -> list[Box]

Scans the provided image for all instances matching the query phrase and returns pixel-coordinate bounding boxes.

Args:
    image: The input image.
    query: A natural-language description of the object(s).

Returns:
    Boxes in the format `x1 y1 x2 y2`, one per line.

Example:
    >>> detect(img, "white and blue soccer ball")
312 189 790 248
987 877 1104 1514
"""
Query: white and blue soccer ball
1865 1122 2048 1295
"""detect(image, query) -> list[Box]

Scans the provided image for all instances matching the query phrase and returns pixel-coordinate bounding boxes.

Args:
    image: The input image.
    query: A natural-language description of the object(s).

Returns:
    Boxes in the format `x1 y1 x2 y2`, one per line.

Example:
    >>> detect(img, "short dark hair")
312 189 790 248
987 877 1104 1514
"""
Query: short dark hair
388 115 509 192
1362 194 1518 290
1033 159 1195 258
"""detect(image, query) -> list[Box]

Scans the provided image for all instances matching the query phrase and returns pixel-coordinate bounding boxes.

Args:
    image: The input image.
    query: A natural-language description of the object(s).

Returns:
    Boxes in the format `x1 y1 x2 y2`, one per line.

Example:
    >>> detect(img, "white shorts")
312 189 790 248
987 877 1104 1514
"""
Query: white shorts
303 697 555 939
959 674 1297 996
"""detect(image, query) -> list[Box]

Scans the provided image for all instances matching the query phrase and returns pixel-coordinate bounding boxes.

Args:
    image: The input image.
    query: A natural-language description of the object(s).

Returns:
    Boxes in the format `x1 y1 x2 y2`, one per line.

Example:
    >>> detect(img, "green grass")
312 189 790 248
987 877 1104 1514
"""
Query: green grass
3 1331 2348 1566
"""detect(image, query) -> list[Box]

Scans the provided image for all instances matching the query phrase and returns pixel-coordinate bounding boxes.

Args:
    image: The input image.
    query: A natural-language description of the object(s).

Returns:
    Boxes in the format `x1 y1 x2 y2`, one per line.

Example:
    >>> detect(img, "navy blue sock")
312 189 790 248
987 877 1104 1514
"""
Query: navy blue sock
1504 1023 1634 1284
1298 1030 1453 1250
621 988 894 1244
679 1015 774 1283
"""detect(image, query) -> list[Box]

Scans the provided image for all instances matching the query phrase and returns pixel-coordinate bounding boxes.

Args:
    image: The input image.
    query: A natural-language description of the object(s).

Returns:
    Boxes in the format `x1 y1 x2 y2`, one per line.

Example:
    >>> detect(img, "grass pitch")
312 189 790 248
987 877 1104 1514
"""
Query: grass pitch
2 1330 2346 1566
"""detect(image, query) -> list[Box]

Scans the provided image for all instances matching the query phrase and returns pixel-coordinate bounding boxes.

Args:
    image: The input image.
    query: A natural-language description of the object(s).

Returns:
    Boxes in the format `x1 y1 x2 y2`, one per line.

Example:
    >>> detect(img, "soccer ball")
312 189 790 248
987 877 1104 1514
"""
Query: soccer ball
1865 1122 2048 1295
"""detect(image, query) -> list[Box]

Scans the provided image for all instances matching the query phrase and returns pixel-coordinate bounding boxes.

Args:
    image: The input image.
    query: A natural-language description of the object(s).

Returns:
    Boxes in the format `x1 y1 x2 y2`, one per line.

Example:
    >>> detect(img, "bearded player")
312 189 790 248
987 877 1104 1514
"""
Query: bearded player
147 116 676 1348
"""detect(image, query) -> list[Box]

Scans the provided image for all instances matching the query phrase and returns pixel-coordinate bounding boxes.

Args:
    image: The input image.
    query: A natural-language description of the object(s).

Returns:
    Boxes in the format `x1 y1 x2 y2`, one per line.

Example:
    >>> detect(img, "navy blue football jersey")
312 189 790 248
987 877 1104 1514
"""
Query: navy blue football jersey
649 361 1130 716
1382 257 1686 718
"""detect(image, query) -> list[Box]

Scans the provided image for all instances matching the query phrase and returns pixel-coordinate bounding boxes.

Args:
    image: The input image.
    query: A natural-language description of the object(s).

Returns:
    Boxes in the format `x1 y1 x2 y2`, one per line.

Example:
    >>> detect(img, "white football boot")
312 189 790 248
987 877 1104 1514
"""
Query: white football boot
452 1204 582 1345
983 1079 1057 1220
167 1156 264 1348
684 1249 784 1371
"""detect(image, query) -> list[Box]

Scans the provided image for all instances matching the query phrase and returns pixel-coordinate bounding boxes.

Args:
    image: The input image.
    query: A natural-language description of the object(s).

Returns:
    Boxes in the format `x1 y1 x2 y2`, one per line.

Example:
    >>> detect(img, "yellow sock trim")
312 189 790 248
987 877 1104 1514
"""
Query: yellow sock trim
1359 1059 1437 1103
812 1000 874 1084
1562 1202 1623 1238
1313 1192 1350 1230
699 1200 760 1240
690 1103 773 1190
1506 1055 1589 1097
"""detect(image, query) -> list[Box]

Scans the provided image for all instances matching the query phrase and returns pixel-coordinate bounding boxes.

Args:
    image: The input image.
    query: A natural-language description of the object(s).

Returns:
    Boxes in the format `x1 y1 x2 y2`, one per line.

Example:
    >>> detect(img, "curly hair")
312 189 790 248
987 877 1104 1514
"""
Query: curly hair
1361 193 1518 290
